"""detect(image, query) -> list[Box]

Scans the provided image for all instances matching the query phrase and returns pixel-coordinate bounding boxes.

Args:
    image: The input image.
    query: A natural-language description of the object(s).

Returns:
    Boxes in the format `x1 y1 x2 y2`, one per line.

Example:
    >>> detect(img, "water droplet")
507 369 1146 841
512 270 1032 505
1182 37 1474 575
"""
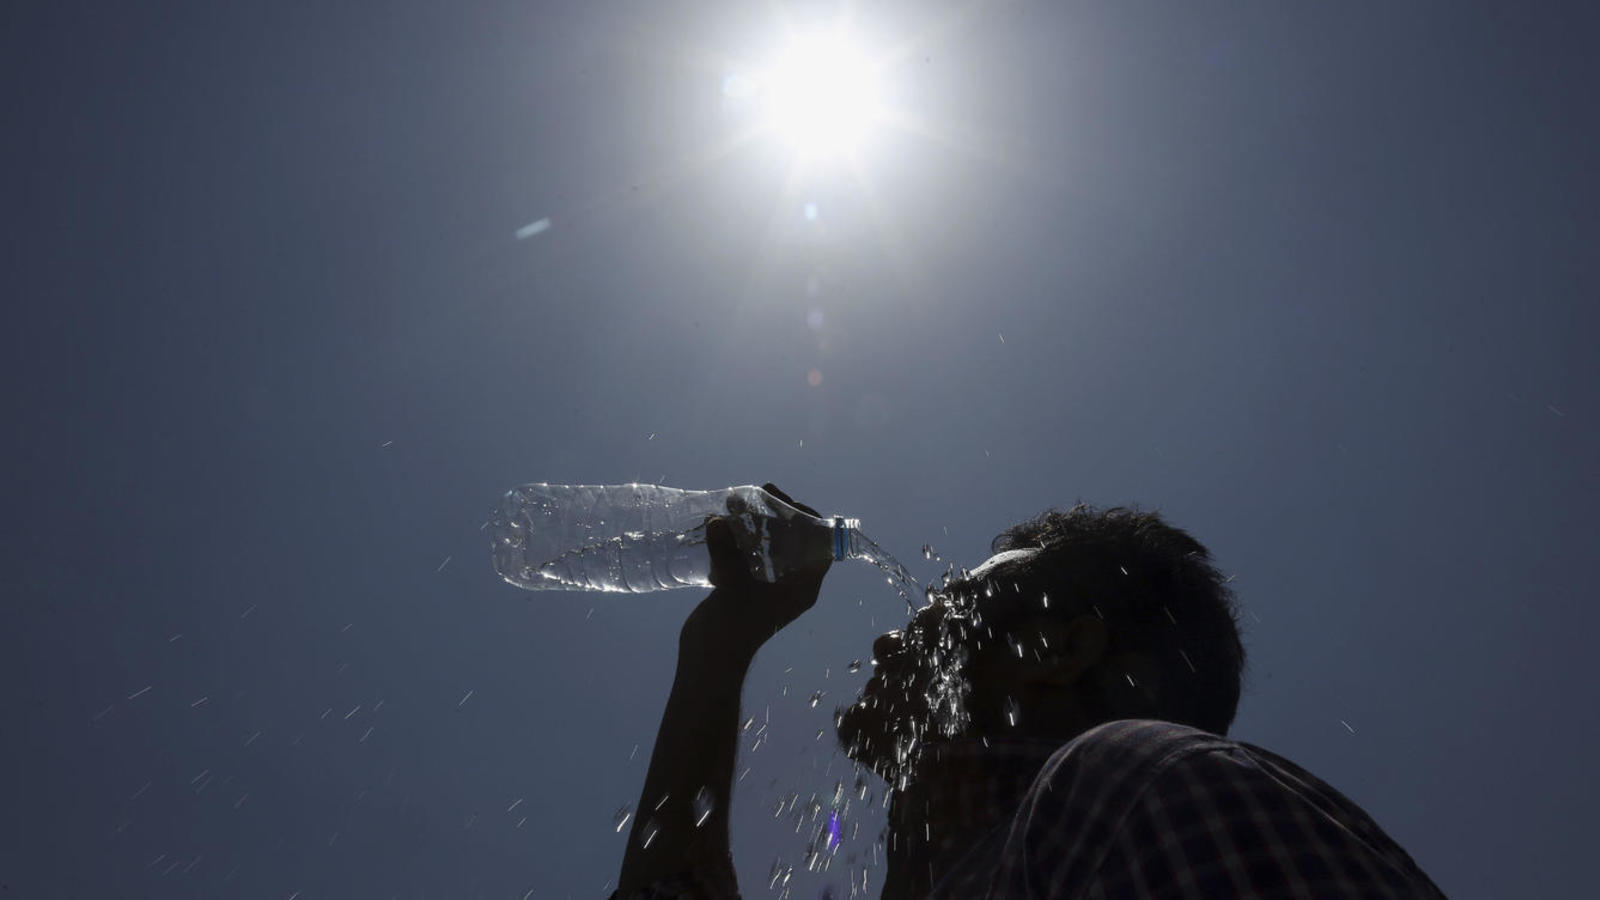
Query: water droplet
847 659 862 674
810 691 825 708
921 544 940 561
692 787 715 828
1004 696 1021 728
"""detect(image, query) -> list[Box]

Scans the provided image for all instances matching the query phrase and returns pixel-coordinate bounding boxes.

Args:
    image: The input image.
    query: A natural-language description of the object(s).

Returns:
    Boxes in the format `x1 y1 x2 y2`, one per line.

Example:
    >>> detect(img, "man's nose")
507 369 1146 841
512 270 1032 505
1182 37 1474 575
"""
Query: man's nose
871 630 904 665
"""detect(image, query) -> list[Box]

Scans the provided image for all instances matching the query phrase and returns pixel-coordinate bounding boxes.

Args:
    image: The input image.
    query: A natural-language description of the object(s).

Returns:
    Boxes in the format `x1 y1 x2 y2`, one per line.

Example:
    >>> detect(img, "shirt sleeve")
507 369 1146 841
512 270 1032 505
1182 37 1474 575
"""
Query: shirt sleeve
609 854 741 900
1085 745 1448 899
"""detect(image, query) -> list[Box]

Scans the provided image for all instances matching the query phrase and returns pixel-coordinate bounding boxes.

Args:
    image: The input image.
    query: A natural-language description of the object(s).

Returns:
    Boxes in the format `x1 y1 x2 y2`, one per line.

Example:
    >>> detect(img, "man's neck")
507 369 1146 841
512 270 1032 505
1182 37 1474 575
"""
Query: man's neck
877 736 1066 897
880 847 927 900
880 812 943 900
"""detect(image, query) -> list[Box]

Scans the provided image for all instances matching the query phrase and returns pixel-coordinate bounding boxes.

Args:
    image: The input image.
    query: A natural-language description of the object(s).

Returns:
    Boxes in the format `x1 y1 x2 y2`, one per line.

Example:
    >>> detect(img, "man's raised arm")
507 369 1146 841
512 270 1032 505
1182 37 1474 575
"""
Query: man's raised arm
617 486 830 896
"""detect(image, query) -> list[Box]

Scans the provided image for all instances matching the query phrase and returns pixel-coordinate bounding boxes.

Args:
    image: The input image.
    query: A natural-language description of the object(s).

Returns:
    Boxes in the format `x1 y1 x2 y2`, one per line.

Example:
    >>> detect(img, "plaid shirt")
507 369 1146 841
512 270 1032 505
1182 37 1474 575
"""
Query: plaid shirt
620 719 1445 899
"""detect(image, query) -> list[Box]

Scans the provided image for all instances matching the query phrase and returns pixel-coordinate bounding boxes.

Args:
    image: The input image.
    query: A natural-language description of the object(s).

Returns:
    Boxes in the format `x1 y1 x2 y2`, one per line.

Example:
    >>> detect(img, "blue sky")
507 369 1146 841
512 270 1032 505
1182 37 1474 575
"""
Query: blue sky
4 1 1597 897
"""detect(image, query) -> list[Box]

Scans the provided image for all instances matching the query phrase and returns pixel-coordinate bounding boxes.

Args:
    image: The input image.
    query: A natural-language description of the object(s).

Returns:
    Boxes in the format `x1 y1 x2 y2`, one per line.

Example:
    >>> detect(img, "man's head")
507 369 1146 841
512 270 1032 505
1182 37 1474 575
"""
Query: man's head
837 504 1246 780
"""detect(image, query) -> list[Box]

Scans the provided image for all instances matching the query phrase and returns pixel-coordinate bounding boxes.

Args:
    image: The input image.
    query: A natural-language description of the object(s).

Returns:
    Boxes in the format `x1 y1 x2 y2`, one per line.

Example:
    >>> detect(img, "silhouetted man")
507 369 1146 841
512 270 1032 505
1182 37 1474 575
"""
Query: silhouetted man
615 485 1444 898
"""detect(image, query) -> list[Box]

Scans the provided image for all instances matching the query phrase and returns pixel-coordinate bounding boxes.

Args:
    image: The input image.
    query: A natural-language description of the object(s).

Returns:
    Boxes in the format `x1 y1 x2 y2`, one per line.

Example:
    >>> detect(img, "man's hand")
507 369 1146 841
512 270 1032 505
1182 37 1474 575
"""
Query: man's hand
680 483 832 666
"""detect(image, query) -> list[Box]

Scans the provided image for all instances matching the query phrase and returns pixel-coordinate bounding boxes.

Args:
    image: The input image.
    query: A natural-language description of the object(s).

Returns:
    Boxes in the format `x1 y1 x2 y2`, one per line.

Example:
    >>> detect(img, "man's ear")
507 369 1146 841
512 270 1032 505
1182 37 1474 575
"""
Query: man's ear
1025 613 1109 688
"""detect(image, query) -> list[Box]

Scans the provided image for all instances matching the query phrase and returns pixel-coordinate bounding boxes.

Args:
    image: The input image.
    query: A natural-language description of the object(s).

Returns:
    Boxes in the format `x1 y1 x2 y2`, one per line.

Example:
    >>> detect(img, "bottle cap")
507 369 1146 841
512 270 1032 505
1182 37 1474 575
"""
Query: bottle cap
831 517 860 561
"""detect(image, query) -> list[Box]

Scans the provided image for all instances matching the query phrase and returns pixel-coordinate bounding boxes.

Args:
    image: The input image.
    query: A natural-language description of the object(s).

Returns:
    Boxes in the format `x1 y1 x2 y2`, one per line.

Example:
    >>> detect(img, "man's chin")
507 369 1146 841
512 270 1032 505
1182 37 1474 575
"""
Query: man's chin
836 700 911 781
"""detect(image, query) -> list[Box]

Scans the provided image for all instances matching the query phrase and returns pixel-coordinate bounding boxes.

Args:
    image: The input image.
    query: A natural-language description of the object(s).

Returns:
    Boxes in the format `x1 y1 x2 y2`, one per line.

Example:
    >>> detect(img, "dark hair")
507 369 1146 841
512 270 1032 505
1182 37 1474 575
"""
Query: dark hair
991 504 1246 735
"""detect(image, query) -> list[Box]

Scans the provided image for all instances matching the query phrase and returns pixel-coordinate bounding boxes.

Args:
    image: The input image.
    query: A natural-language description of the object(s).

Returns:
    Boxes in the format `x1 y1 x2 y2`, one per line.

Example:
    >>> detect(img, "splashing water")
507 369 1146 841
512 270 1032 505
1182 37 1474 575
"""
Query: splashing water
691 787 715 828
922 624 972 740
907 577 998 741
850 531 920 614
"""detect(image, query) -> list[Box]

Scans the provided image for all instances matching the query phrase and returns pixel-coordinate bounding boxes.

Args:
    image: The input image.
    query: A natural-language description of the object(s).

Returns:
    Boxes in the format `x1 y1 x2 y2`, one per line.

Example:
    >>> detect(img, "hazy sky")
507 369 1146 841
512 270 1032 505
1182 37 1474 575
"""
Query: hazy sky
5 1 1597 897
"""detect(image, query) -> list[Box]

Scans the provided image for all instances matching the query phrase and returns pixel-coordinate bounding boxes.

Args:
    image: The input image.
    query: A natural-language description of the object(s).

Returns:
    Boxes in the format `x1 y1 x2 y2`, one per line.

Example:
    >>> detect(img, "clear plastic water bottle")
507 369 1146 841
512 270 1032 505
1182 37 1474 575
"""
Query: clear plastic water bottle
489 483 863 593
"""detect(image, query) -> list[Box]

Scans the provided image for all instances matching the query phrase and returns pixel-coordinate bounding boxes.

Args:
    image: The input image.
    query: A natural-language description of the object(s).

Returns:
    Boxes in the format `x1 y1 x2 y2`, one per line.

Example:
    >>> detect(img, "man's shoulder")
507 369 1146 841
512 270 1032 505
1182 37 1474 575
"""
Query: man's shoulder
1027 724 1447 897
1043 718 1235 782
1010 719 1239 838
1018 720 1265 824
979 721 1247 894
1067 717 1229 749
1050 719 1354 809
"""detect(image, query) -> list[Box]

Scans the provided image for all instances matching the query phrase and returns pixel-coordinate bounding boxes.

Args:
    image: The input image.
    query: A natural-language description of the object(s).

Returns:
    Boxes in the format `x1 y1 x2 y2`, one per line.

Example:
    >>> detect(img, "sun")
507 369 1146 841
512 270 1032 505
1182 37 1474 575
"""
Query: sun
732 31 889 162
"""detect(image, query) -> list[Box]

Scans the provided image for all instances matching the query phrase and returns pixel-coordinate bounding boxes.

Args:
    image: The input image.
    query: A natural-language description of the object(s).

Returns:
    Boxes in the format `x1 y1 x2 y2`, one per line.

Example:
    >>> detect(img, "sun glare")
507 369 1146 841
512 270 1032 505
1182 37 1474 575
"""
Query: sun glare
747 33 887 160
689 12 970 289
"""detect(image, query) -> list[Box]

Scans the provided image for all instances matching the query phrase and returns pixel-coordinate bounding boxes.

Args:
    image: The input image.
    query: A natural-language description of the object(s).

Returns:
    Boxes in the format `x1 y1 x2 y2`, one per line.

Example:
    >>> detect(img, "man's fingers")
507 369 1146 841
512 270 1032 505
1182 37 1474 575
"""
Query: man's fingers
763 482 822 518
705 517 740 583
710 515 774 590
706 517 737 552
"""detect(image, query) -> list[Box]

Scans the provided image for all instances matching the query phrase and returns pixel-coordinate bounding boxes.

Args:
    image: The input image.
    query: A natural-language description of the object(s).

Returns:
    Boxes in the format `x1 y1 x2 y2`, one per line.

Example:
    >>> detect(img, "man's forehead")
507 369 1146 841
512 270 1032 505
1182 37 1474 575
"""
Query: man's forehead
965 548 1041 582
927 548 1048 620
909 550 1057 652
